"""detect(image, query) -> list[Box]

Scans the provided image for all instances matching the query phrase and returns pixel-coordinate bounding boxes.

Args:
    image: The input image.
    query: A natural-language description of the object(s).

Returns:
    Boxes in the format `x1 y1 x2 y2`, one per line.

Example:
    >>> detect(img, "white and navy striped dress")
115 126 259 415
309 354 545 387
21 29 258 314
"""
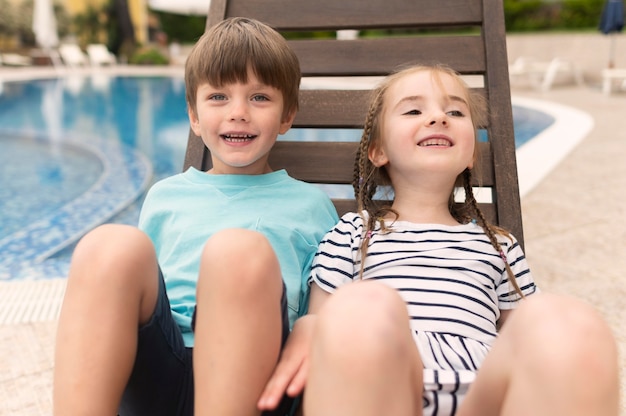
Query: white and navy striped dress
309 212 538 415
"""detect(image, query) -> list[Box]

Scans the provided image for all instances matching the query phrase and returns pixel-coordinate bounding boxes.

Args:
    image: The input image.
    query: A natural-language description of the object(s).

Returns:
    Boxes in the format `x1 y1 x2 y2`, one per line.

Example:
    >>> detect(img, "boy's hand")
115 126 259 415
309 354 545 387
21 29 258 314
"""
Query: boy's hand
257 314 316 411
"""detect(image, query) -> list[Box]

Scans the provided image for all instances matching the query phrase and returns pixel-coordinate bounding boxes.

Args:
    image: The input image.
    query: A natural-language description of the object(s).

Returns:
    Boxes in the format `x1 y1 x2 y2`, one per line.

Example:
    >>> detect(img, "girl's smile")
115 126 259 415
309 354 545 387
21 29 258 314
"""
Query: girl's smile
370 70 476 185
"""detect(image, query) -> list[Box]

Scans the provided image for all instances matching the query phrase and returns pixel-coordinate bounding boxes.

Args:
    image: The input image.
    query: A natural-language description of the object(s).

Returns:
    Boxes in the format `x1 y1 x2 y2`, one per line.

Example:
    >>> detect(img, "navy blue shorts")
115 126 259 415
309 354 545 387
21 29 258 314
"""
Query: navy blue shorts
118 268 296 416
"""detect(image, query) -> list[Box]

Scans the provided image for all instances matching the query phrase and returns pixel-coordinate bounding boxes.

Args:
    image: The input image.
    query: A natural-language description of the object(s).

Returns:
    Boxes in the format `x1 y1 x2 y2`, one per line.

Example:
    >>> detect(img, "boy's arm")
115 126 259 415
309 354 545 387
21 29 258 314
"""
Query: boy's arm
257 284 330 410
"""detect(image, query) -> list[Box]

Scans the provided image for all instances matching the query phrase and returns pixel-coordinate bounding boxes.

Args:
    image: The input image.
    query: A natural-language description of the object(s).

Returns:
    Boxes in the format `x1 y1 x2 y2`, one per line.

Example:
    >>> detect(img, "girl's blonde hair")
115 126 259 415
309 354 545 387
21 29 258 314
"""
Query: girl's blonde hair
353 64 524 299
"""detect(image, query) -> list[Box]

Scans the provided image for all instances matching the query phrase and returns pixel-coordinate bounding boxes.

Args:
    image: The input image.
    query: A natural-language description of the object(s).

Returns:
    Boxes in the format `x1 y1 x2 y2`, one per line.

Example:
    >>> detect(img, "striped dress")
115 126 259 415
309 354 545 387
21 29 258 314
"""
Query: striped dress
309 212 538 415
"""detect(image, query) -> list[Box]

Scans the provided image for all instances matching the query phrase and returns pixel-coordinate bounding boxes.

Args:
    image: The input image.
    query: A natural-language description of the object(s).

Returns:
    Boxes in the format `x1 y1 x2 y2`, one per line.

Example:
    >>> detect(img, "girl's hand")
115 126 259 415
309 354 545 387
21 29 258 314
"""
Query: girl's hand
257 314 316 410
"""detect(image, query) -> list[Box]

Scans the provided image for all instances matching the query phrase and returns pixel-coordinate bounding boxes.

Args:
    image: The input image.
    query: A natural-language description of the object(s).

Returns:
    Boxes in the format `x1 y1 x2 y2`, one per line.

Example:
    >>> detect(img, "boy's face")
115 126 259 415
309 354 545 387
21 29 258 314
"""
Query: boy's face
189 69 295 175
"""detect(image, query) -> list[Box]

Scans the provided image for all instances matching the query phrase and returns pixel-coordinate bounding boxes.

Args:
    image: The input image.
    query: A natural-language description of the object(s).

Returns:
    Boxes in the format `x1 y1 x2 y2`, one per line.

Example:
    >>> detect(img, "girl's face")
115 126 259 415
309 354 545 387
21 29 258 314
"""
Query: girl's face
369 70 475 186
189 69 295 175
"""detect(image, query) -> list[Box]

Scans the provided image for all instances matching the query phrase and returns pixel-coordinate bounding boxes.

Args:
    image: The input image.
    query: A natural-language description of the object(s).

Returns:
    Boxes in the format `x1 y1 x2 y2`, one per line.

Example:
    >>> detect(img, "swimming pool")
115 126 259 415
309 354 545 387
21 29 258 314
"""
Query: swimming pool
0 74 557 281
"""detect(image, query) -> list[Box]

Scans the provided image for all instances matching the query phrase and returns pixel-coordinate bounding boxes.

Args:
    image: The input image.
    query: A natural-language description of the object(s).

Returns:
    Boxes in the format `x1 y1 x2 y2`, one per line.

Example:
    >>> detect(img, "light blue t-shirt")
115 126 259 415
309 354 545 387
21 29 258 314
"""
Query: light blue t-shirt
138 167 338 347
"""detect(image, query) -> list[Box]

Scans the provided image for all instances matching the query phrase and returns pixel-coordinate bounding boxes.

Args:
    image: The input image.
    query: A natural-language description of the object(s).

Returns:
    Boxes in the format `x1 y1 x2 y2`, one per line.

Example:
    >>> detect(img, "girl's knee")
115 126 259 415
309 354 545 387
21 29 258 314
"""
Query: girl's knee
316 282 412 359
507 293 618 375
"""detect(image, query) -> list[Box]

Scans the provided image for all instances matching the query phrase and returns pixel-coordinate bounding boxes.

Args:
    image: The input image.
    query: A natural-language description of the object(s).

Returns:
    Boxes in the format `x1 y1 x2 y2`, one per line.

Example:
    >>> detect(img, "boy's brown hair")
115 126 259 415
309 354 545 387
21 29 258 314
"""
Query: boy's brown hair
184 17 301 119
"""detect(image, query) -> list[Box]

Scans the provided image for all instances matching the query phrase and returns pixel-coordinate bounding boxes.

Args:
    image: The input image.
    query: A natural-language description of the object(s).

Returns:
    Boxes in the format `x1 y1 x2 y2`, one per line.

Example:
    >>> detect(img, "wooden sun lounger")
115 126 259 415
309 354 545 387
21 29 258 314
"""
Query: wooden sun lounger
184 0 525 247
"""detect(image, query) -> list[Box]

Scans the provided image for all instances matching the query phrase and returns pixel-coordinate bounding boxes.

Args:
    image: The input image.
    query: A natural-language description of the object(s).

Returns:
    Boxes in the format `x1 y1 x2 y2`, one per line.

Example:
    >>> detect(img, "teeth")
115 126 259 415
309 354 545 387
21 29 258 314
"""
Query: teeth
223 134 254 142
419 138 450 147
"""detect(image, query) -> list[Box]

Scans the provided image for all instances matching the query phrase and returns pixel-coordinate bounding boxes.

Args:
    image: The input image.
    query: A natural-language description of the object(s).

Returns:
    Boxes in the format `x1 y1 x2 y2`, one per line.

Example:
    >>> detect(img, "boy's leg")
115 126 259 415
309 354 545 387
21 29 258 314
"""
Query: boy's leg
193 229 286 416
304 281 424 416
54 224 160 416
458 293 619 416
119 268 194 416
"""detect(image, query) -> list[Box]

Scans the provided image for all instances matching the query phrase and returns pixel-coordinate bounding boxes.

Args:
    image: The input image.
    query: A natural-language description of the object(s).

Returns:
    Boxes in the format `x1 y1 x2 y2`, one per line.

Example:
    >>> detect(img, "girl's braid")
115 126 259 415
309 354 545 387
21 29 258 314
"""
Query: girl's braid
354 89 391 279
462 169 524 299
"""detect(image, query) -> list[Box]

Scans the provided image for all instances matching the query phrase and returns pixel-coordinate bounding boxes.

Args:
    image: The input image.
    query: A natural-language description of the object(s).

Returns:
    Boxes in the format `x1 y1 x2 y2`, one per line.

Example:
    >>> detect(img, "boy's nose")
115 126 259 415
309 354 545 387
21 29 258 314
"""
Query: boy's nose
229 102 249 121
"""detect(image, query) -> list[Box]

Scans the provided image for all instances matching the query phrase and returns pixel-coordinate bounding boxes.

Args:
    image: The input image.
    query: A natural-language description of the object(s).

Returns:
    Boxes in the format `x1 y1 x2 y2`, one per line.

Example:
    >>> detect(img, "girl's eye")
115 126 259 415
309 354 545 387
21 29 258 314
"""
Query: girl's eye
447 110 465 117
403 109 421 115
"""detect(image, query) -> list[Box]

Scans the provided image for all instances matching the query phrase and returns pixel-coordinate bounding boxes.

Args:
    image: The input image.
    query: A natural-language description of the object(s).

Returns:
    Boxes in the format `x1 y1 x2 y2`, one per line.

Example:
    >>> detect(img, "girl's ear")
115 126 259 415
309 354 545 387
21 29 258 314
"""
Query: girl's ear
188 107 201 136
468 141 477 169
279 108 297 135
368 143 388 167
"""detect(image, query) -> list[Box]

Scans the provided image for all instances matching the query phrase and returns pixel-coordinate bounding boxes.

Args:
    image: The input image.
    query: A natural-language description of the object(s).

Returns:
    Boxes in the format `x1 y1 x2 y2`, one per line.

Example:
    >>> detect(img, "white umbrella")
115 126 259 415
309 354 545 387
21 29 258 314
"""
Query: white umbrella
32 0 59 50
148 0 211 16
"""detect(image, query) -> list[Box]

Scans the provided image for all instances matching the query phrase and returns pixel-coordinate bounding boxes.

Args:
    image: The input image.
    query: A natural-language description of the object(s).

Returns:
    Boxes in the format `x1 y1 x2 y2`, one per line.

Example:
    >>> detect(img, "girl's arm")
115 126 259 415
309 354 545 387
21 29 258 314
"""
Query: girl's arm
258 284 331 410
497 309 513 331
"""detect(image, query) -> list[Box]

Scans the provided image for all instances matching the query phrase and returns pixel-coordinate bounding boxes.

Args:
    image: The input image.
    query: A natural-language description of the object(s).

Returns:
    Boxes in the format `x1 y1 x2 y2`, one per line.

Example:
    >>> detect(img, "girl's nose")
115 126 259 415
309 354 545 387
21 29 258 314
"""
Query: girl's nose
427 112 448 126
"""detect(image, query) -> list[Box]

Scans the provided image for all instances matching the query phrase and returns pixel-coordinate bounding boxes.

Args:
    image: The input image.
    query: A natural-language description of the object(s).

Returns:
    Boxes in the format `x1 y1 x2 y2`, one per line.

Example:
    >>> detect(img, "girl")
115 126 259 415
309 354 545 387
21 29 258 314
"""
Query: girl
301 65 619 415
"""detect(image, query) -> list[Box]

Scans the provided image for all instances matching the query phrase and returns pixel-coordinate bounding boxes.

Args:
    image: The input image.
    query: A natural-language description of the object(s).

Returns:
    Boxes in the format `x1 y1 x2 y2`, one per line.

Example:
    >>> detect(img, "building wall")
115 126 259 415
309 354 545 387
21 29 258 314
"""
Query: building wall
506 32 626 83
63 0 147 44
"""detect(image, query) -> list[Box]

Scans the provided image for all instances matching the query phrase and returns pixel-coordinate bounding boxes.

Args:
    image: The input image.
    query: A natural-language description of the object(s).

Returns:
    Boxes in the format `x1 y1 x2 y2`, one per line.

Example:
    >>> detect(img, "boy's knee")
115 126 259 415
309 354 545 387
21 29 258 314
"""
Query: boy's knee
75 224 150 257
71 224 155 279
200 228 280 291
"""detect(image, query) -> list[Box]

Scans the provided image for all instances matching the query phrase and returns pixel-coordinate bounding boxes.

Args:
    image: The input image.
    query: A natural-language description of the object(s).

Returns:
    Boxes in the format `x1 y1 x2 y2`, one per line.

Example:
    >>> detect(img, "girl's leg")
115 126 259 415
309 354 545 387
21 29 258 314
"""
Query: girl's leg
194 229 285 416
458 293 619 416
304 281 423 416
54 224 160 415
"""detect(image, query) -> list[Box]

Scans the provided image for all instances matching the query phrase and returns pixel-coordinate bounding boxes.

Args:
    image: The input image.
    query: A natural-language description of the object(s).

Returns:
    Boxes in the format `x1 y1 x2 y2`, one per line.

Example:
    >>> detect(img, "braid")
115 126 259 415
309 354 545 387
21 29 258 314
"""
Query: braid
354 88 395 279
462 169 524 299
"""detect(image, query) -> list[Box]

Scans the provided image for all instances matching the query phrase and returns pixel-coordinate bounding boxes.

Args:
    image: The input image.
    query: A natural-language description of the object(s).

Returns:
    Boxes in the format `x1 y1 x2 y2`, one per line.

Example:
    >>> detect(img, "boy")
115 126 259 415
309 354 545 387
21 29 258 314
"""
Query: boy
53 17 338 416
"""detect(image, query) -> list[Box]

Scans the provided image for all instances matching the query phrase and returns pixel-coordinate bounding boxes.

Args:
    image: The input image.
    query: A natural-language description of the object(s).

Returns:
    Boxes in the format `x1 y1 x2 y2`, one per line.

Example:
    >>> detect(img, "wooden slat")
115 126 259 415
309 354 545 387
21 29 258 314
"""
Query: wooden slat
268 142 356 184
270 141 494 186
290 36 486 77
218 0 483 30
332 201 496 224
295 90 370 127
295 88 488 128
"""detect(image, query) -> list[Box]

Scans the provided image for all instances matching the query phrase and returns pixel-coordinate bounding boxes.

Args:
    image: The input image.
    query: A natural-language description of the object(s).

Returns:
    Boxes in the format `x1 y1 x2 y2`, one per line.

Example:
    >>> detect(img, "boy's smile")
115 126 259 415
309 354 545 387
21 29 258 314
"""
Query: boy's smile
188 69 295 175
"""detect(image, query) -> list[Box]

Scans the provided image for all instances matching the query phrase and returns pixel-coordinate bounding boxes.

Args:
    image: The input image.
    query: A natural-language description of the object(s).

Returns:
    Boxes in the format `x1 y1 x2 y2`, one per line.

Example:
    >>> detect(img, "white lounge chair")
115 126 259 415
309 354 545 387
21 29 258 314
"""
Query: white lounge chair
509 57 584 91
0 53 32 67
58 44 88 67
601 68 626 95
86 44 117 66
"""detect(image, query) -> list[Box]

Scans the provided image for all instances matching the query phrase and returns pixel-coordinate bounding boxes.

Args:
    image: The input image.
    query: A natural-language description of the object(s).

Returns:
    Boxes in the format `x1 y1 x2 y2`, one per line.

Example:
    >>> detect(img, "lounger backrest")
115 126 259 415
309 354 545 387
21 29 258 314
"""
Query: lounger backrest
183 0 524 247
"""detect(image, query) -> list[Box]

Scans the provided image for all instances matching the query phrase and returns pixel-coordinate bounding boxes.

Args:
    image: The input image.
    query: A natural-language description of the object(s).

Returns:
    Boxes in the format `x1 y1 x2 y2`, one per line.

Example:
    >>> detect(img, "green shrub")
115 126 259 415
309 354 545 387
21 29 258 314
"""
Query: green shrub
129 47 169 65
504 0 606 32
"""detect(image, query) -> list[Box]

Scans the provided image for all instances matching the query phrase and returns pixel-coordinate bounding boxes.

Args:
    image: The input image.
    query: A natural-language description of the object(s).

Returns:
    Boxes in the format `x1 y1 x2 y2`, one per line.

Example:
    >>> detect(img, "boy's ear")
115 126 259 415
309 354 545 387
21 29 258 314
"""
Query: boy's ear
368 143 388 167
188 107 201 136
279 109 297 135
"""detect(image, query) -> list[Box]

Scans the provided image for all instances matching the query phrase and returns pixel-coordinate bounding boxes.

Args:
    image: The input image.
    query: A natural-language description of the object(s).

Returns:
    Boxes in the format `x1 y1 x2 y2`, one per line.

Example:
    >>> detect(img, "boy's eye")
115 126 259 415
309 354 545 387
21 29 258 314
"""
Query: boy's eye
447 110 465 117
209 94 226 101
251 94 269 102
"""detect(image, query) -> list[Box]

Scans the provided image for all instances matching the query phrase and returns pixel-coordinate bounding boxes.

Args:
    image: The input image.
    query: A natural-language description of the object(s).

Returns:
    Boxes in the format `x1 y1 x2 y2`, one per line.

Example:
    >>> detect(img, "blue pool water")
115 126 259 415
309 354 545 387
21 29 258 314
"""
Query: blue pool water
0 76 554 280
